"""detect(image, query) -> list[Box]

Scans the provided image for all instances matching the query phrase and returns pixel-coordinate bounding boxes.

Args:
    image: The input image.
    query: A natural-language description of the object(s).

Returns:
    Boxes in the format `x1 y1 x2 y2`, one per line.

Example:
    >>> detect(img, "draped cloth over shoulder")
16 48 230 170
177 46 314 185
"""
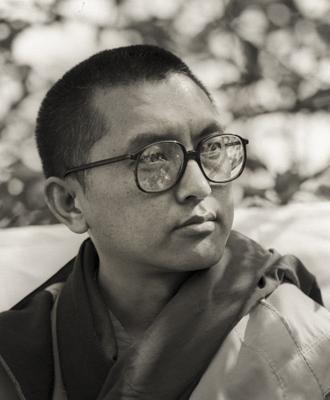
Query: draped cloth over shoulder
0 230 322 400
54 231 321 400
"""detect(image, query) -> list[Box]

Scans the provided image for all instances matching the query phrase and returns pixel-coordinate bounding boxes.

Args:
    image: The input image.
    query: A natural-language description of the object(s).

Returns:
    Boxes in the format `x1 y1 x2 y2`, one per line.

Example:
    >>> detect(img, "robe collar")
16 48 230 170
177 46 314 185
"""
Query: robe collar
56 230 320 400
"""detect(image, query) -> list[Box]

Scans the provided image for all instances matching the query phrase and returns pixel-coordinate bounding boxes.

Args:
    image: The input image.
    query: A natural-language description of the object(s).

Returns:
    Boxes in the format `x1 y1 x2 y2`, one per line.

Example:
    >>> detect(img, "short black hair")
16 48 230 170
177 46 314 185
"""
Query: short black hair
35 45 212 185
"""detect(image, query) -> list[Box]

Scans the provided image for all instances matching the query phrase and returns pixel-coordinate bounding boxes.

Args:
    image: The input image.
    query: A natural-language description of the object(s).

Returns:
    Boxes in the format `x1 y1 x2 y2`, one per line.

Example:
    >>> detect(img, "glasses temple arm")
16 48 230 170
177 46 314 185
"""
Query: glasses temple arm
63 154 134 177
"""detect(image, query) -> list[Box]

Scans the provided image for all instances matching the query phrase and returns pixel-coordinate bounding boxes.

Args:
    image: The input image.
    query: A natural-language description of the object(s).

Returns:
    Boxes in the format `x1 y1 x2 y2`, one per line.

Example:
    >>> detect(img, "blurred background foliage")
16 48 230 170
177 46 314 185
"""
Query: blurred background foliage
0 0 329 227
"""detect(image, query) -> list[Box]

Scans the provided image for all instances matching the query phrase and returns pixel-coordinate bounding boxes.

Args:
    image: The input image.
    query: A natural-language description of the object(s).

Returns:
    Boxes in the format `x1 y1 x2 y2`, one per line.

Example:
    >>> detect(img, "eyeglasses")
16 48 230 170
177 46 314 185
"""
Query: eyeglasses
63 133 249 193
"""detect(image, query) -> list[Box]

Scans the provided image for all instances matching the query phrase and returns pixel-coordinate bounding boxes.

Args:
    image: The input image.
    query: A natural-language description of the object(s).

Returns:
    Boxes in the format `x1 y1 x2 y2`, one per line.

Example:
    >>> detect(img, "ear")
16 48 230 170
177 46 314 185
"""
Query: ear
44 177 88 234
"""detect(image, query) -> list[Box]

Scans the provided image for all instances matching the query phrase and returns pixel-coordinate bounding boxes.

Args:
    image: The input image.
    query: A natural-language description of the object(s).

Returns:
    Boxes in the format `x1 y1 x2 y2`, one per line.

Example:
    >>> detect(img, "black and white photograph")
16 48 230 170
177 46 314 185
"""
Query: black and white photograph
0 0 330 399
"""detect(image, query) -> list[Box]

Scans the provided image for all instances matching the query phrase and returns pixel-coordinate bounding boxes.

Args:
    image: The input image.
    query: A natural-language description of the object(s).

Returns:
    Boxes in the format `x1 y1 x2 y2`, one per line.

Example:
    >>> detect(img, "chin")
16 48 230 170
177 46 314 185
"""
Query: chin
194 248 224 270
162 226 230 272
173 238 226 272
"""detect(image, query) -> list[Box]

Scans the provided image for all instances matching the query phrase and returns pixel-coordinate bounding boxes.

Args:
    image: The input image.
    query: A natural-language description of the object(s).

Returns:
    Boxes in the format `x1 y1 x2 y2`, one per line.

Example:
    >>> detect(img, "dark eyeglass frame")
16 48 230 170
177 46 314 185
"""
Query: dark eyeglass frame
63 133 249 193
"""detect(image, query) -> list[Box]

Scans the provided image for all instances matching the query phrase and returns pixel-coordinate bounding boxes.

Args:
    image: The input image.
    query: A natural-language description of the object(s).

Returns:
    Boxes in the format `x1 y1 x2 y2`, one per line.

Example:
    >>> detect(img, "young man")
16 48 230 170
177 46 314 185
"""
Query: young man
0 45 329 400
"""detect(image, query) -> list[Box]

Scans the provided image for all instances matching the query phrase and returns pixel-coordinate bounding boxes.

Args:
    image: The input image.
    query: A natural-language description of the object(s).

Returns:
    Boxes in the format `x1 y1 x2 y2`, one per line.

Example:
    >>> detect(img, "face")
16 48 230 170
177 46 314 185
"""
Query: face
77 74 234 273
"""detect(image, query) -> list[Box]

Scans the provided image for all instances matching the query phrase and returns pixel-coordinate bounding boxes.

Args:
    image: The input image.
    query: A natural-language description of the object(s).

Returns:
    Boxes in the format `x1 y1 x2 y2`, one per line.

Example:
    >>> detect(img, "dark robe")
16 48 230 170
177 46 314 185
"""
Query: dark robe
0 231 322 400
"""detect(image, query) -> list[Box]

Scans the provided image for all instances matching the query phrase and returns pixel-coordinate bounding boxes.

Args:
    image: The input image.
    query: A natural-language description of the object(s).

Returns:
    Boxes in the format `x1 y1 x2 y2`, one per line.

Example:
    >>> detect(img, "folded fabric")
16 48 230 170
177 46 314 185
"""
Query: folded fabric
0 231 322 400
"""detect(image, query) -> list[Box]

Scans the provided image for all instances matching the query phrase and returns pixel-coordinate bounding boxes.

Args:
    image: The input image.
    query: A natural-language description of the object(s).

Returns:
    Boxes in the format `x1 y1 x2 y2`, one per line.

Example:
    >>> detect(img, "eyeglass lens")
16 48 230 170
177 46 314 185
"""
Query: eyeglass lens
136 135 245 193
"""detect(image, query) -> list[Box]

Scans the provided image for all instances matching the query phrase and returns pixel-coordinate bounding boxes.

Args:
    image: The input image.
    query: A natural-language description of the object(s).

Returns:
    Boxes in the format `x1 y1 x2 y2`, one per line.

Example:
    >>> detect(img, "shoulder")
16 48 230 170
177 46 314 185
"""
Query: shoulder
0 289 56 400
0 255 73 400
0 354 25 399
259 283 330 347
191 283 330 400
242 284 330 394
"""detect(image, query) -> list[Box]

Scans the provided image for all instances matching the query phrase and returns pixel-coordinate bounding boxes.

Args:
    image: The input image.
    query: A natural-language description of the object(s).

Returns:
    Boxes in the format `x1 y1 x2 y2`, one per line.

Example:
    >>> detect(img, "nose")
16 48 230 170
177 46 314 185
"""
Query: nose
175 159 212 203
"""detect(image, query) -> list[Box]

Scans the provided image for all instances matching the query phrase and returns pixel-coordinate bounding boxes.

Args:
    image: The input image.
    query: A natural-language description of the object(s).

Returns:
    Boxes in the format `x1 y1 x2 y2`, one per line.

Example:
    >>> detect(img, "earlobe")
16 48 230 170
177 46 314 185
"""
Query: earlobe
44 177 88 234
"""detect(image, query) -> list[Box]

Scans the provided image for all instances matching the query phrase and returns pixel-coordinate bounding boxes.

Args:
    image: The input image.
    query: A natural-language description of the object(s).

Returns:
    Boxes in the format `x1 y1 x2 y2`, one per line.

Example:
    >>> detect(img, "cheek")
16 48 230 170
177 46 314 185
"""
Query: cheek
121 199 168 234
213 184 234 225
86 183 168 240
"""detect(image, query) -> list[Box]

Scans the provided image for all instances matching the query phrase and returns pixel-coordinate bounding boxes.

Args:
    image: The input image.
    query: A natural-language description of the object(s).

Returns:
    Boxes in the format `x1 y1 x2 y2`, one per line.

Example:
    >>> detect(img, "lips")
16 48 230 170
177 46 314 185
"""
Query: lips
176 213 217 230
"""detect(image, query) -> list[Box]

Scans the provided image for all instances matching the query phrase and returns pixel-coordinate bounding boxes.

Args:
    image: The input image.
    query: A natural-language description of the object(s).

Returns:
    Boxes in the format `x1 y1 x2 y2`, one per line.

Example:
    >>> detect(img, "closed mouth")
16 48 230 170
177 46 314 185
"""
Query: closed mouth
176 213 217 229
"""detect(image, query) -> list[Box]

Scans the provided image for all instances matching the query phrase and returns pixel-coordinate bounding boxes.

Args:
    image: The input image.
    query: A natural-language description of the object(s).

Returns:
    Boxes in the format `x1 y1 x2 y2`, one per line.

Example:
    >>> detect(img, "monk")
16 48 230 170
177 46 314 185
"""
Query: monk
1 45 329 400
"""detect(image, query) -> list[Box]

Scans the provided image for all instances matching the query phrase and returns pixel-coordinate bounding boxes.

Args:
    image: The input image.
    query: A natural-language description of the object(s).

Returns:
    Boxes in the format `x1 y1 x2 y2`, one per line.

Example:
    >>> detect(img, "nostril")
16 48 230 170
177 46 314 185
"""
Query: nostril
258 276 266 289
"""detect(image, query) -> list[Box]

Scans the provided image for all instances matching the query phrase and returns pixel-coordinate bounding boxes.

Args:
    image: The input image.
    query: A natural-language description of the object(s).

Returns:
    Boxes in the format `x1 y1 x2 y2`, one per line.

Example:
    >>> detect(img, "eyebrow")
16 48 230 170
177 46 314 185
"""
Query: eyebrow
127 122 224 152
197 122 225 141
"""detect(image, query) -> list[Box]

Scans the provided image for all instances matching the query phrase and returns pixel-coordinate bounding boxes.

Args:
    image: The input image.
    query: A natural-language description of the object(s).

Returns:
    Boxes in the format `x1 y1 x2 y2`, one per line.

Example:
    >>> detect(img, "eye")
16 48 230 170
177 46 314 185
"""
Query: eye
201 140 222 159
141 151 168 163
151 152 168 162
208 141 221 152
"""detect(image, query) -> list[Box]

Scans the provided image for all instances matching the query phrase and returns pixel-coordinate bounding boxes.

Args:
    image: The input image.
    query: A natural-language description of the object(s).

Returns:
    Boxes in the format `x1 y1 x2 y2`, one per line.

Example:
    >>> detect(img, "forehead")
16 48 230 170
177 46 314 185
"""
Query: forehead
90 74 220 156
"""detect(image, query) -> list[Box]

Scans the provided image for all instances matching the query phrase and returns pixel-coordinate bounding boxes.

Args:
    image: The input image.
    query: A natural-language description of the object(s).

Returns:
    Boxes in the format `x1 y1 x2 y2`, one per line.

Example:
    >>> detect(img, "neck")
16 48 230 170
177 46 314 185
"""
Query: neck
97 256 190 340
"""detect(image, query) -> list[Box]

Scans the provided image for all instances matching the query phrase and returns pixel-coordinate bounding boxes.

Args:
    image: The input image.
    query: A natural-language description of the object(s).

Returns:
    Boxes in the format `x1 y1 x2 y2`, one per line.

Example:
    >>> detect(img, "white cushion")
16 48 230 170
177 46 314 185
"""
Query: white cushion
0 202 329 311
0 225 87 311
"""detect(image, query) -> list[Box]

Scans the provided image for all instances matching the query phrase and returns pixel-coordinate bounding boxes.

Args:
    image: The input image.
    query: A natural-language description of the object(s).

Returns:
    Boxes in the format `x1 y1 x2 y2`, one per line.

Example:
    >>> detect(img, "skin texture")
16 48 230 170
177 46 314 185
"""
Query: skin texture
45 73 234 336
87 74 233 270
